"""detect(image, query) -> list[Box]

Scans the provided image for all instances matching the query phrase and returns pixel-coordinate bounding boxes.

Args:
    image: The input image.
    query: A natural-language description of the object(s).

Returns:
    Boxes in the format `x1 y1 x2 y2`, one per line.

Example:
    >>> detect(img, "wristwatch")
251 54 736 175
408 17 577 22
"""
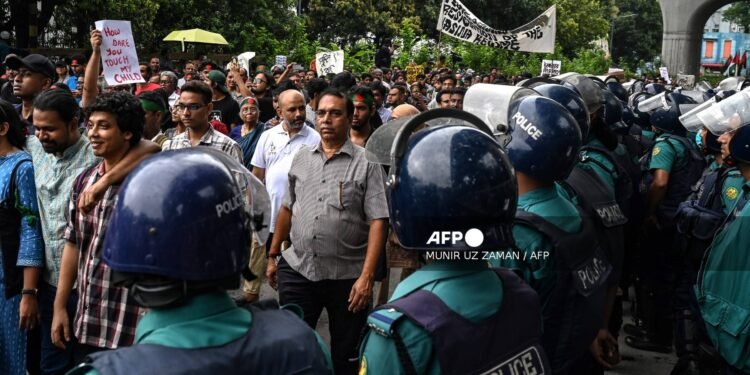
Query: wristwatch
21 288 38 297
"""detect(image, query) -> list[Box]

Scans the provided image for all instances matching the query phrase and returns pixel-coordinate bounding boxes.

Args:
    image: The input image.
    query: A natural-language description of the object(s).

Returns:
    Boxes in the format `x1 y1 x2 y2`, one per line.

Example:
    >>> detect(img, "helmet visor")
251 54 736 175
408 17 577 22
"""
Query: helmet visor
698 88 750 135
679 99 715 132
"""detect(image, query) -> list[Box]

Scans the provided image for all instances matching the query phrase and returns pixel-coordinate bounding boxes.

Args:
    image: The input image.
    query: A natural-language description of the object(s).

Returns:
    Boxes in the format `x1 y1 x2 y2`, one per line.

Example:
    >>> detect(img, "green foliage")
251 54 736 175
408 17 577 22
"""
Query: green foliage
722 2 750 32
611 0 662 69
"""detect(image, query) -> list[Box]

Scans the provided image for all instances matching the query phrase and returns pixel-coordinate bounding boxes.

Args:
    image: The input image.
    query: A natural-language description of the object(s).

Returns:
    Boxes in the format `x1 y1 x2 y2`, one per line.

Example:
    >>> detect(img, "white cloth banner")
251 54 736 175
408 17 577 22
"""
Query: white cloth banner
315 51 344 77
437 1 556 53
95 20 144 86
541 60 561 76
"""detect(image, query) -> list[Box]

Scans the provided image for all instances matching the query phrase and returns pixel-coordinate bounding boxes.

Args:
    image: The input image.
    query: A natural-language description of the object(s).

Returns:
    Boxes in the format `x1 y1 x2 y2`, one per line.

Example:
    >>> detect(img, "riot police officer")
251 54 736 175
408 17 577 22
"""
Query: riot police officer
67 149 333 375
465 84 612 374
627 93 707 354
358 108 550 375
697 124 750 374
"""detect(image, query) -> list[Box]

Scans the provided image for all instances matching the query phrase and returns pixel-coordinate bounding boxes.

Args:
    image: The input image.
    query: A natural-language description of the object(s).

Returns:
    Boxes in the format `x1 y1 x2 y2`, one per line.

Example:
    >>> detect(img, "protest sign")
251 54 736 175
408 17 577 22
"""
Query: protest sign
540 60 561 76
275 55 287 67
676 74 695 89
437 0 556 53
406 64 424 83
227 51 255 73
95 20 144 85
659 66 672 84
315 50 344 77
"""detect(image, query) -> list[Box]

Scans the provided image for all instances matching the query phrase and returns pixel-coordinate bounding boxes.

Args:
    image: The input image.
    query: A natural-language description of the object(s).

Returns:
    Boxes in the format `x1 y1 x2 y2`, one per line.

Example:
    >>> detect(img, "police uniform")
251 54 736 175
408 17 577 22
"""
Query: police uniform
697 181 750 373
69 292 333 375
579 138 619 193
491 185 580 302
361 261 512 374
360 107 551 375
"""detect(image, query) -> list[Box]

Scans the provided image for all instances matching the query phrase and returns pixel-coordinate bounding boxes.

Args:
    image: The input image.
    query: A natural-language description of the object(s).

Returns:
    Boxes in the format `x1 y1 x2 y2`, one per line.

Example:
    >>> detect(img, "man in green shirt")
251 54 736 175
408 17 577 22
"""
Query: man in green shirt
67 149 332 375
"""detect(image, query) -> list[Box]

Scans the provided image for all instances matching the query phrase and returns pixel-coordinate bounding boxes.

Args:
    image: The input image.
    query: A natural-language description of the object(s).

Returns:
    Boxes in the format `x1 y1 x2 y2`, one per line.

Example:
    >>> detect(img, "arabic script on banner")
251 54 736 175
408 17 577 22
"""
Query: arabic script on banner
315 51 344 77
437 0 556 53
95 20 144 86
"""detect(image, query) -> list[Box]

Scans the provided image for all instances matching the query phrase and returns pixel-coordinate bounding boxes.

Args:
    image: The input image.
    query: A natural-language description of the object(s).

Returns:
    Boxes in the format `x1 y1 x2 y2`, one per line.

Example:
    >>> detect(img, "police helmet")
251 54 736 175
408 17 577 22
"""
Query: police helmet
714 89 737 102
534 83 590 140
103 148 270 306
555 73 606 115
602 90 629 134
651 108 686 135
516 77 560 89
505 96 582 181
632 93 653 129
367 109 517 251
646 83 667 95
729 125 750 164
606 81 629 103
703 89 717 101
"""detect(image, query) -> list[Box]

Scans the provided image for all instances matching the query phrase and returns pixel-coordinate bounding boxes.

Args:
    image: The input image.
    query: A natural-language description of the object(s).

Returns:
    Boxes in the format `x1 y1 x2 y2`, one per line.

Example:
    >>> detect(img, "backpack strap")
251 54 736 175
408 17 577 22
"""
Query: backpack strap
2 158 31 209
514 209 568 239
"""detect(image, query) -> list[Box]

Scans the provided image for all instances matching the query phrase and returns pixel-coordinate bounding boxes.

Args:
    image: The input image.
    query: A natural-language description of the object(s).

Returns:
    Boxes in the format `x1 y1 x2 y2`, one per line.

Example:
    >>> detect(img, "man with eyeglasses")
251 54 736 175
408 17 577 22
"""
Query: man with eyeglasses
159 71 179 108
265 89 388 375
251 71 276 123
162 81 242 164
250 90 319 268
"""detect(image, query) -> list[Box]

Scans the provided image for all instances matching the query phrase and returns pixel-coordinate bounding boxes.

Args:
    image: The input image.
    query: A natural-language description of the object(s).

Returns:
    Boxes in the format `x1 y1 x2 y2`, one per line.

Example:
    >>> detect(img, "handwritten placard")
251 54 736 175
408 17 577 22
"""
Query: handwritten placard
437 0 556 53
95 20 143 86
659 67 672 84
275 55 287 67
315 51 344 77
540 59 561 76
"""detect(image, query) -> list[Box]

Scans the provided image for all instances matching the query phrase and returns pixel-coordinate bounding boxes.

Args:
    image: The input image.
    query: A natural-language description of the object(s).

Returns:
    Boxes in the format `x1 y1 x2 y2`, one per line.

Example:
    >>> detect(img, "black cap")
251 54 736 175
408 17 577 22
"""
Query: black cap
5 54 55 79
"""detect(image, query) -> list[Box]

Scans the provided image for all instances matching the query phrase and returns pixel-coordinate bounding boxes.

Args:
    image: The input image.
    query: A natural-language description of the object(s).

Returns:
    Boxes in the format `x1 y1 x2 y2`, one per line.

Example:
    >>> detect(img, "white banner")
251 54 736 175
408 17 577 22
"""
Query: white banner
437 1 556 53
541 59 561 76
94 20 144 86
315 50 344 77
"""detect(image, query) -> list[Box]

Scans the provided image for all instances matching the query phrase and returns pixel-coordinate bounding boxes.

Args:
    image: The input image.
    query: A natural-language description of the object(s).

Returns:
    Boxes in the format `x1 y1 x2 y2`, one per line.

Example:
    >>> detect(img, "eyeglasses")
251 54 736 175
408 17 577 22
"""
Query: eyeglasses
253 79 267 84
174 103 206 112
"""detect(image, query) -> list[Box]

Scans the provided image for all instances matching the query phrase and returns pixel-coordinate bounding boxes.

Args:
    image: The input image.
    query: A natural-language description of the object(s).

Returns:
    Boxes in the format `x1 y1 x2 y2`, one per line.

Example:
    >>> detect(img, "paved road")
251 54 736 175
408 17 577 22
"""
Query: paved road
243 269 678 374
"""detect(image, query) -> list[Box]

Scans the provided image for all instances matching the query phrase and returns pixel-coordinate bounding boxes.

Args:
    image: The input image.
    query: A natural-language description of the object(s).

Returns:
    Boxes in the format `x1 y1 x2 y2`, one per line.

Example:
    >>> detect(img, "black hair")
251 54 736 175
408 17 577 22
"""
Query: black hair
351 86 376 109
361 73 373 81
272 79 299 97
440 75 456 85
255 71 275 90
139 63 153 80
34 89 80 124
330 72 357 92
0 99 25 149
180 81 212 105
85 92 144 147
451 87 467 96
306 78 329 98
369 82 387 98
390 85 406 96
319 89 354 118
437 89 452 103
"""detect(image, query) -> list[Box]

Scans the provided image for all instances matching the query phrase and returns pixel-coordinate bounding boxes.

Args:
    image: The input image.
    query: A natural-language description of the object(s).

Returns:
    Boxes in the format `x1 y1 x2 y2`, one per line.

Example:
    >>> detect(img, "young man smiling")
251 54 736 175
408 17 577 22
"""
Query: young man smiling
52 92 145 360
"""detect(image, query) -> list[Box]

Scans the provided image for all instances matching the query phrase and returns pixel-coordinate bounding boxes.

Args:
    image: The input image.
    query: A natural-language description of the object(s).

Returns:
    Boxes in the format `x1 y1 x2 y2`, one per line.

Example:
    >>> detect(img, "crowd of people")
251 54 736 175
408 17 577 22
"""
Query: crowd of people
1 27 750 375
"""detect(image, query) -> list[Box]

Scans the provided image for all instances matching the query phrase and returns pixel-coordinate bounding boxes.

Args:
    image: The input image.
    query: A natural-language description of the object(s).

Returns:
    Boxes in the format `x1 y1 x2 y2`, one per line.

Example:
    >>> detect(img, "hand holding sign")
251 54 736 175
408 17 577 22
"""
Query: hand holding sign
94 20 144 86
315 51 344 77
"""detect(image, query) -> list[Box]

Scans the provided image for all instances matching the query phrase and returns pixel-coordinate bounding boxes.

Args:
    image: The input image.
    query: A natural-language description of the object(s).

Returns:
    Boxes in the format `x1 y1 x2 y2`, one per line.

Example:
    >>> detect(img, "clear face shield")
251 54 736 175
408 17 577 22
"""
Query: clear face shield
697 87 750 136
462 83 539 147
679 99 716 132
637 91 668 113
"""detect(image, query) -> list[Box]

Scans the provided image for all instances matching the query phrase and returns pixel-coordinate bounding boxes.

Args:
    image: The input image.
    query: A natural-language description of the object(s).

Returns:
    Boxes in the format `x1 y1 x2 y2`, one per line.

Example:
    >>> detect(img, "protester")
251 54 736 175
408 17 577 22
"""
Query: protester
5 54 55 135
0 99 43 375
266 89 388 375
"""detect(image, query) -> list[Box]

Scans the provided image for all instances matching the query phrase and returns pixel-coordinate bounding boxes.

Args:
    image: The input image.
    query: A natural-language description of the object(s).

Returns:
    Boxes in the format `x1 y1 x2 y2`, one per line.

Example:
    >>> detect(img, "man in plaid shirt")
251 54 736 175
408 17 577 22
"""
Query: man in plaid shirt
51 92 145 361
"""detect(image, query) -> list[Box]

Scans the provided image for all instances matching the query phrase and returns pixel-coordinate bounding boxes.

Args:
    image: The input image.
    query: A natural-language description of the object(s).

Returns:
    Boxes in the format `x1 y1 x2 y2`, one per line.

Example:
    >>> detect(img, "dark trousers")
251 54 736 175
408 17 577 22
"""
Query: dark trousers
34 282 78 375
73 344 109 364
638 223 677 344
277 258 368 375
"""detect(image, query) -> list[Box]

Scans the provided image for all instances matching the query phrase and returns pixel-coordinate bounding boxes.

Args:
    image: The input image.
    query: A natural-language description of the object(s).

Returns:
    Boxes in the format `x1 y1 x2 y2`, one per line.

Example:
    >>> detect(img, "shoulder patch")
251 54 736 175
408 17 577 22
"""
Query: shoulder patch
359 356 367 375
652 147 661 157
367 308 404 337
726 187 739 201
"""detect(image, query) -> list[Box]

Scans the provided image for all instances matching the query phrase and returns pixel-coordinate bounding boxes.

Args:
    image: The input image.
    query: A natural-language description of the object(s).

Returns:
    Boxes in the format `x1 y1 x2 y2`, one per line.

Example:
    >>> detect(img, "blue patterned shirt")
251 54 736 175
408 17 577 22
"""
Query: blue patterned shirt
26 136 98 286
0 150 44 283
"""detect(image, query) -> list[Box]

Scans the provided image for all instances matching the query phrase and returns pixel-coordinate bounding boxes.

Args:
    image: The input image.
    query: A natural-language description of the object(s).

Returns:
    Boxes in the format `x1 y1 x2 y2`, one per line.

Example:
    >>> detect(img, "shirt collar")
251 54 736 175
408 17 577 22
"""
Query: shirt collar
274 122 311 139
195 126 217 144
311 139 355 156
518 186 558 207
135 291 239 343
58 134 88 160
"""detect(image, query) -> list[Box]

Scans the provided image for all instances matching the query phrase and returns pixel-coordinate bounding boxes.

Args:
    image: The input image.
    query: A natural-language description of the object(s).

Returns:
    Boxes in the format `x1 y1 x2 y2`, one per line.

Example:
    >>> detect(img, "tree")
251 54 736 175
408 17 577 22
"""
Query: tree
723 2 750 32
611 0 663 68
0 0 66 48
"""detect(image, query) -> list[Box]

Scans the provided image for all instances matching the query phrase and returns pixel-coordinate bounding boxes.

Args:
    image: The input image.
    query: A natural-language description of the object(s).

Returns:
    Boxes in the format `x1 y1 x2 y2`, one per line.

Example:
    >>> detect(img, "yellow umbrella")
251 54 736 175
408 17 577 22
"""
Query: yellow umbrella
163 29 229 51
